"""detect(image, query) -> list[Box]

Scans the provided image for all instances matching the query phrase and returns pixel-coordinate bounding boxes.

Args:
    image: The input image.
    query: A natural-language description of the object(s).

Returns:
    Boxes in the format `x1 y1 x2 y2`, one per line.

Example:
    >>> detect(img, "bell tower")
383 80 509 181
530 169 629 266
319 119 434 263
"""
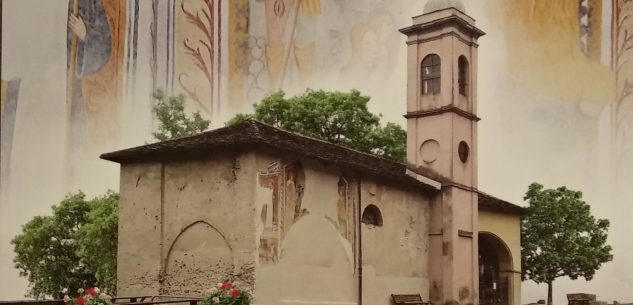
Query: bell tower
400 1 485 305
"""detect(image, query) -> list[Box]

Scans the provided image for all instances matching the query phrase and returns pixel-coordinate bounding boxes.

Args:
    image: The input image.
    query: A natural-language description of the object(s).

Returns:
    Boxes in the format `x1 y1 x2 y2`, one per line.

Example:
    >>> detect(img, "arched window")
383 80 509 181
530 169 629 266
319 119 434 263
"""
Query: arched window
421 54 441 95
361 204 383 227
458 56 469 96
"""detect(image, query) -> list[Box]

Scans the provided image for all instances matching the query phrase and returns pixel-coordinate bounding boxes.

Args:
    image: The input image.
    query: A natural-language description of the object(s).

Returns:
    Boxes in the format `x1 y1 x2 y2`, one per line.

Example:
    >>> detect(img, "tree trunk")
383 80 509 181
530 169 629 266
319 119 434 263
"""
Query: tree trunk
547 281 553 305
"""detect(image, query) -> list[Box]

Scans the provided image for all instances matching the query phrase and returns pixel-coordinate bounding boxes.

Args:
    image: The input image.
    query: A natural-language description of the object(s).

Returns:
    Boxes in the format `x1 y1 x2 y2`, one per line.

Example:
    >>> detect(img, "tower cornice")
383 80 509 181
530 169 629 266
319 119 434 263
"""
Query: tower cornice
404 105 481 122
399 13 485 39
405 31 480 47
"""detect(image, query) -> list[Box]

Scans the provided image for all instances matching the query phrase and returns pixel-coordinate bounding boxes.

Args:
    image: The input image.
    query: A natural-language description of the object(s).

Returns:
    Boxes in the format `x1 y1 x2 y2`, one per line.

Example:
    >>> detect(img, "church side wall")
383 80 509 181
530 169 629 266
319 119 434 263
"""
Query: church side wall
252 151 431 305
360 180 431 305
117 152 259 296
117 150 431 303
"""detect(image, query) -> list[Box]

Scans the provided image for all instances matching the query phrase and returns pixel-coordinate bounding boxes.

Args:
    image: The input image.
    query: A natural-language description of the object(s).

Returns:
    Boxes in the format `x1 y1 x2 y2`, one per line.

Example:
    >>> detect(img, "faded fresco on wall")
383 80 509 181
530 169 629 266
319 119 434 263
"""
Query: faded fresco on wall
240 0 413 111
254 158 357 305
257 161 306 264
337 177 354 243
2 0 633 302
256 160 357 266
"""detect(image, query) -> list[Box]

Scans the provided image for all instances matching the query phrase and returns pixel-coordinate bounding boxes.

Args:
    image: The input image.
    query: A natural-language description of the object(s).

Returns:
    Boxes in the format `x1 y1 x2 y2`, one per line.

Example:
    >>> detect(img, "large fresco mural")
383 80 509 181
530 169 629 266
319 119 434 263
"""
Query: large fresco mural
1 0 632 302
65 0 126 187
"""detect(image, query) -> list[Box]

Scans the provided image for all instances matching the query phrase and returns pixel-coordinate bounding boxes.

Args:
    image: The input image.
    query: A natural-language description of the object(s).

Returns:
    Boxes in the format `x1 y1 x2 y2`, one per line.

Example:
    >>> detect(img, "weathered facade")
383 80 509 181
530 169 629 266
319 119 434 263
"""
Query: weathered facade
106 121 438 305
103 1 523 305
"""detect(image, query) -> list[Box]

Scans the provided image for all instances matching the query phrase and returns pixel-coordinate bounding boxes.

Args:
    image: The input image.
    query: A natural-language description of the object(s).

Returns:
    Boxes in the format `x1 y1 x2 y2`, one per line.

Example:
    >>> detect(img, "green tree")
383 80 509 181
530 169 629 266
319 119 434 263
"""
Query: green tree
521 183 613 305
227 89 406 161
12 191 119 299
76 192 119 294
152 89 211 141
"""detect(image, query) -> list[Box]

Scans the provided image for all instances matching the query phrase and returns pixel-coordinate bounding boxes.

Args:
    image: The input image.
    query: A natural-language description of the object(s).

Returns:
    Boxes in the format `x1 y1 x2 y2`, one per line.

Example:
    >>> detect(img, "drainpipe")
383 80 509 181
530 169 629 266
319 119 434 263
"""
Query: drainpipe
357 176 363 305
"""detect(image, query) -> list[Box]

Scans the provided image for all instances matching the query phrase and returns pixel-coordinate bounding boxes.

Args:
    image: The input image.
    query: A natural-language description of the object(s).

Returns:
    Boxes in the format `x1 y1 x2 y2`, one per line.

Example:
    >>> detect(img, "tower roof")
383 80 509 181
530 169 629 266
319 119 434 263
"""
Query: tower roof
423 0 465 14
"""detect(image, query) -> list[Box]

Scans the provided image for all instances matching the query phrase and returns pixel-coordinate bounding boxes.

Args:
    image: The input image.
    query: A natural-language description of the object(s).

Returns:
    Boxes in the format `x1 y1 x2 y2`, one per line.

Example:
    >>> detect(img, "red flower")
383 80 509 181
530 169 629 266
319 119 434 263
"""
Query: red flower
230 289 240 298
76 297 85 305
220 281 231 290
84 288 97 296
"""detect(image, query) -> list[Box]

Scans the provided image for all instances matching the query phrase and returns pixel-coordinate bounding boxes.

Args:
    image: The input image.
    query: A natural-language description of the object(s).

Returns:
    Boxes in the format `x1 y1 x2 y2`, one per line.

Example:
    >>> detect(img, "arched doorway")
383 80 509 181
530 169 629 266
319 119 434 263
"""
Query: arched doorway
479 232 514 305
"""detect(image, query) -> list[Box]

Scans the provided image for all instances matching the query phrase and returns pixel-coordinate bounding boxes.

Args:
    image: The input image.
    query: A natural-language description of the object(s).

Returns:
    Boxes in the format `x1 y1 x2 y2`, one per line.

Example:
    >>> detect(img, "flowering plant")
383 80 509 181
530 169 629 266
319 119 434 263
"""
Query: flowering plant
201 281 250 305
62 287 113 305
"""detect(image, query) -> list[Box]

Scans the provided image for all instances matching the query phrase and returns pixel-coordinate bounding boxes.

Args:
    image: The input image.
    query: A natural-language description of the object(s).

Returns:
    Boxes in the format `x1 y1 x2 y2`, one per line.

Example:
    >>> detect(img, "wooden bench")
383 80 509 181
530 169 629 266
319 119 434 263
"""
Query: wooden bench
391 294 430 305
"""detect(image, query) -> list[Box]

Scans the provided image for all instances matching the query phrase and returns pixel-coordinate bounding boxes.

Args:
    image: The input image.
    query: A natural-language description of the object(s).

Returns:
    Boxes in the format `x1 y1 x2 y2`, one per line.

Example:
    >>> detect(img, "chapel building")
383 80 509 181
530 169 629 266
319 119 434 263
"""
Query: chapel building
102 2 524 305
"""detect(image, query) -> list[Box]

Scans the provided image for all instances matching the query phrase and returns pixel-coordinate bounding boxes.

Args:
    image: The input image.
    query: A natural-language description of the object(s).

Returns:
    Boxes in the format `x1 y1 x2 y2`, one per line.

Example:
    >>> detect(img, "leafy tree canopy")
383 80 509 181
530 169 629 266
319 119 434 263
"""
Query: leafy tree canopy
227 89 406 161
152 89 210 141
12 191 119 299
521 182 613 305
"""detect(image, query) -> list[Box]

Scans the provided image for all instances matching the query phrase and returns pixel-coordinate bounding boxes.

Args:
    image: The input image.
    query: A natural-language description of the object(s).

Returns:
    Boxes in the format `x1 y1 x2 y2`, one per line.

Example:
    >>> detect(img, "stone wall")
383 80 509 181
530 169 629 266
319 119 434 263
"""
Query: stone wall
117 151 258 296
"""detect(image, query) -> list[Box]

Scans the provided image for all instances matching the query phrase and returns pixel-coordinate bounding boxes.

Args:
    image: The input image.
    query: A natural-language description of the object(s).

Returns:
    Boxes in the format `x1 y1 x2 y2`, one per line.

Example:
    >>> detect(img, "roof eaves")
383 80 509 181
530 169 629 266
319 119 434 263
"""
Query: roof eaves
478 191 526 215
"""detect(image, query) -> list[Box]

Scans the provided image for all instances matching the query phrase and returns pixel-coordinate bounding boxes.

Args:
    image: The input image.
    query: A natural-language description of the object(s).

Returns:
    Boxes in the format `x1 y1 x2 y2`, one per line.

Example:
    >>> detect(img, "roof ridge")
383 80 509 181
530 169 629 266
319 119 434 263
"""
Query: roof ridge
245 119 406 167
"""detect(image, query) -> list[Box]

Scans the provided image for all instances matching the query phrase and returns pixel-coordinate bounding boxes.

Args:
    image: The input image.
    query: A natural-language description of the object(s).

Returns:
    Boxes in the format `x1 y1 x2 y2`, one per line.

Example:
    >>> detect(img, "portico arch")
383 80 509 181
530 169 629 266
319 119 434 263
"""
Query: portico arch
479 232 515 305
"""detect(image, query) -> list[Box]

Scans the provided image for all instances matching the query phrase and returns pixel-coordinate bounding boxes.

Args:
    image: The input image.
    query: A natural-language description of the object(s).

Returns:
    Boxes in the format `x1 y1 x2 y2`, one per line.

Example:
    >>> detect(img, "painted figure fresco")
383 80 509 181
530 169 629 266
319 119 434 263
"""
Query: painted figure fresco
66 0 126 185
258 163 282 265
338 10 398 90
258 0 321 90
257 161 305 264
0 78 21 203
4 0 633 300
67 0 112 166
336 177 354 244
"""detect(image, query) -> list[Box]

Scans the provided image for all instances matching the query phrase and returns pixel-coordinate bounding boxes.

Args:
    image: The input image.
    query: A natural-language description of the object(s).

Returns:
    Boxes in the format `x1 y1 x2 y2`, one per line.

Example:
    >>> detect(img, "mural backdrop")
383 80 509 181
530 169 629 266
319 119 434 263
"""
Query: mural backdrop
1 0 632 303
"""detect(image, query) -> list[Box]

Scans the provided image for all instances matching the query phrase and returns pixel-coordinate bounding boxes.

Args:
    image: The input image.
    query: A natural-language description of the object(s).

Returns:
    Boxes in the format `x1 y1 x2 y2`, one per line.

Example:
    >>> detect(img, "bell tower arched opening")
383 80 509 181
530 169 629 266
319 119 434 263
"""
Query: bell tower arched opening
458 56 469 96
421 54 441 95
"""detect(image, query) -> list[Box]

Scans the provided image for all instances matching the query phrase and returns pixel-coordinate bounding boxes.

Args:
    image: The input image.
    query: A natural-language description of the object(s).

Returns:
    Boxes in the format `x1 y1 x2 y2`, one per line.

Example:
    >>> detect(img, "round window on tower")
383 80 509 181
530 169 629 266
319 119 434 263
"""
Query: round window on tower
458 141 470 163
420 139 440 164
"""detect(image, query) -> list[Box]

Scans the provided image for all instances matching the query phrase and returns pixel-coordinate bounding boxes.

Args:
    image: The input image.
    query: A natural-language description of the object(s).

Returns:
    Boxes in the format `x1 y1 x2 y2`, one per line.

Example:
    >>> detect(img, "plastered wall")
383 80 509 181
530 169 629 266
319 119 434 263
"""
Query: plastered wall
252 153 431 305
117 162 164 295
117 152 259 296
360 180 431 305
117 150 432 305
